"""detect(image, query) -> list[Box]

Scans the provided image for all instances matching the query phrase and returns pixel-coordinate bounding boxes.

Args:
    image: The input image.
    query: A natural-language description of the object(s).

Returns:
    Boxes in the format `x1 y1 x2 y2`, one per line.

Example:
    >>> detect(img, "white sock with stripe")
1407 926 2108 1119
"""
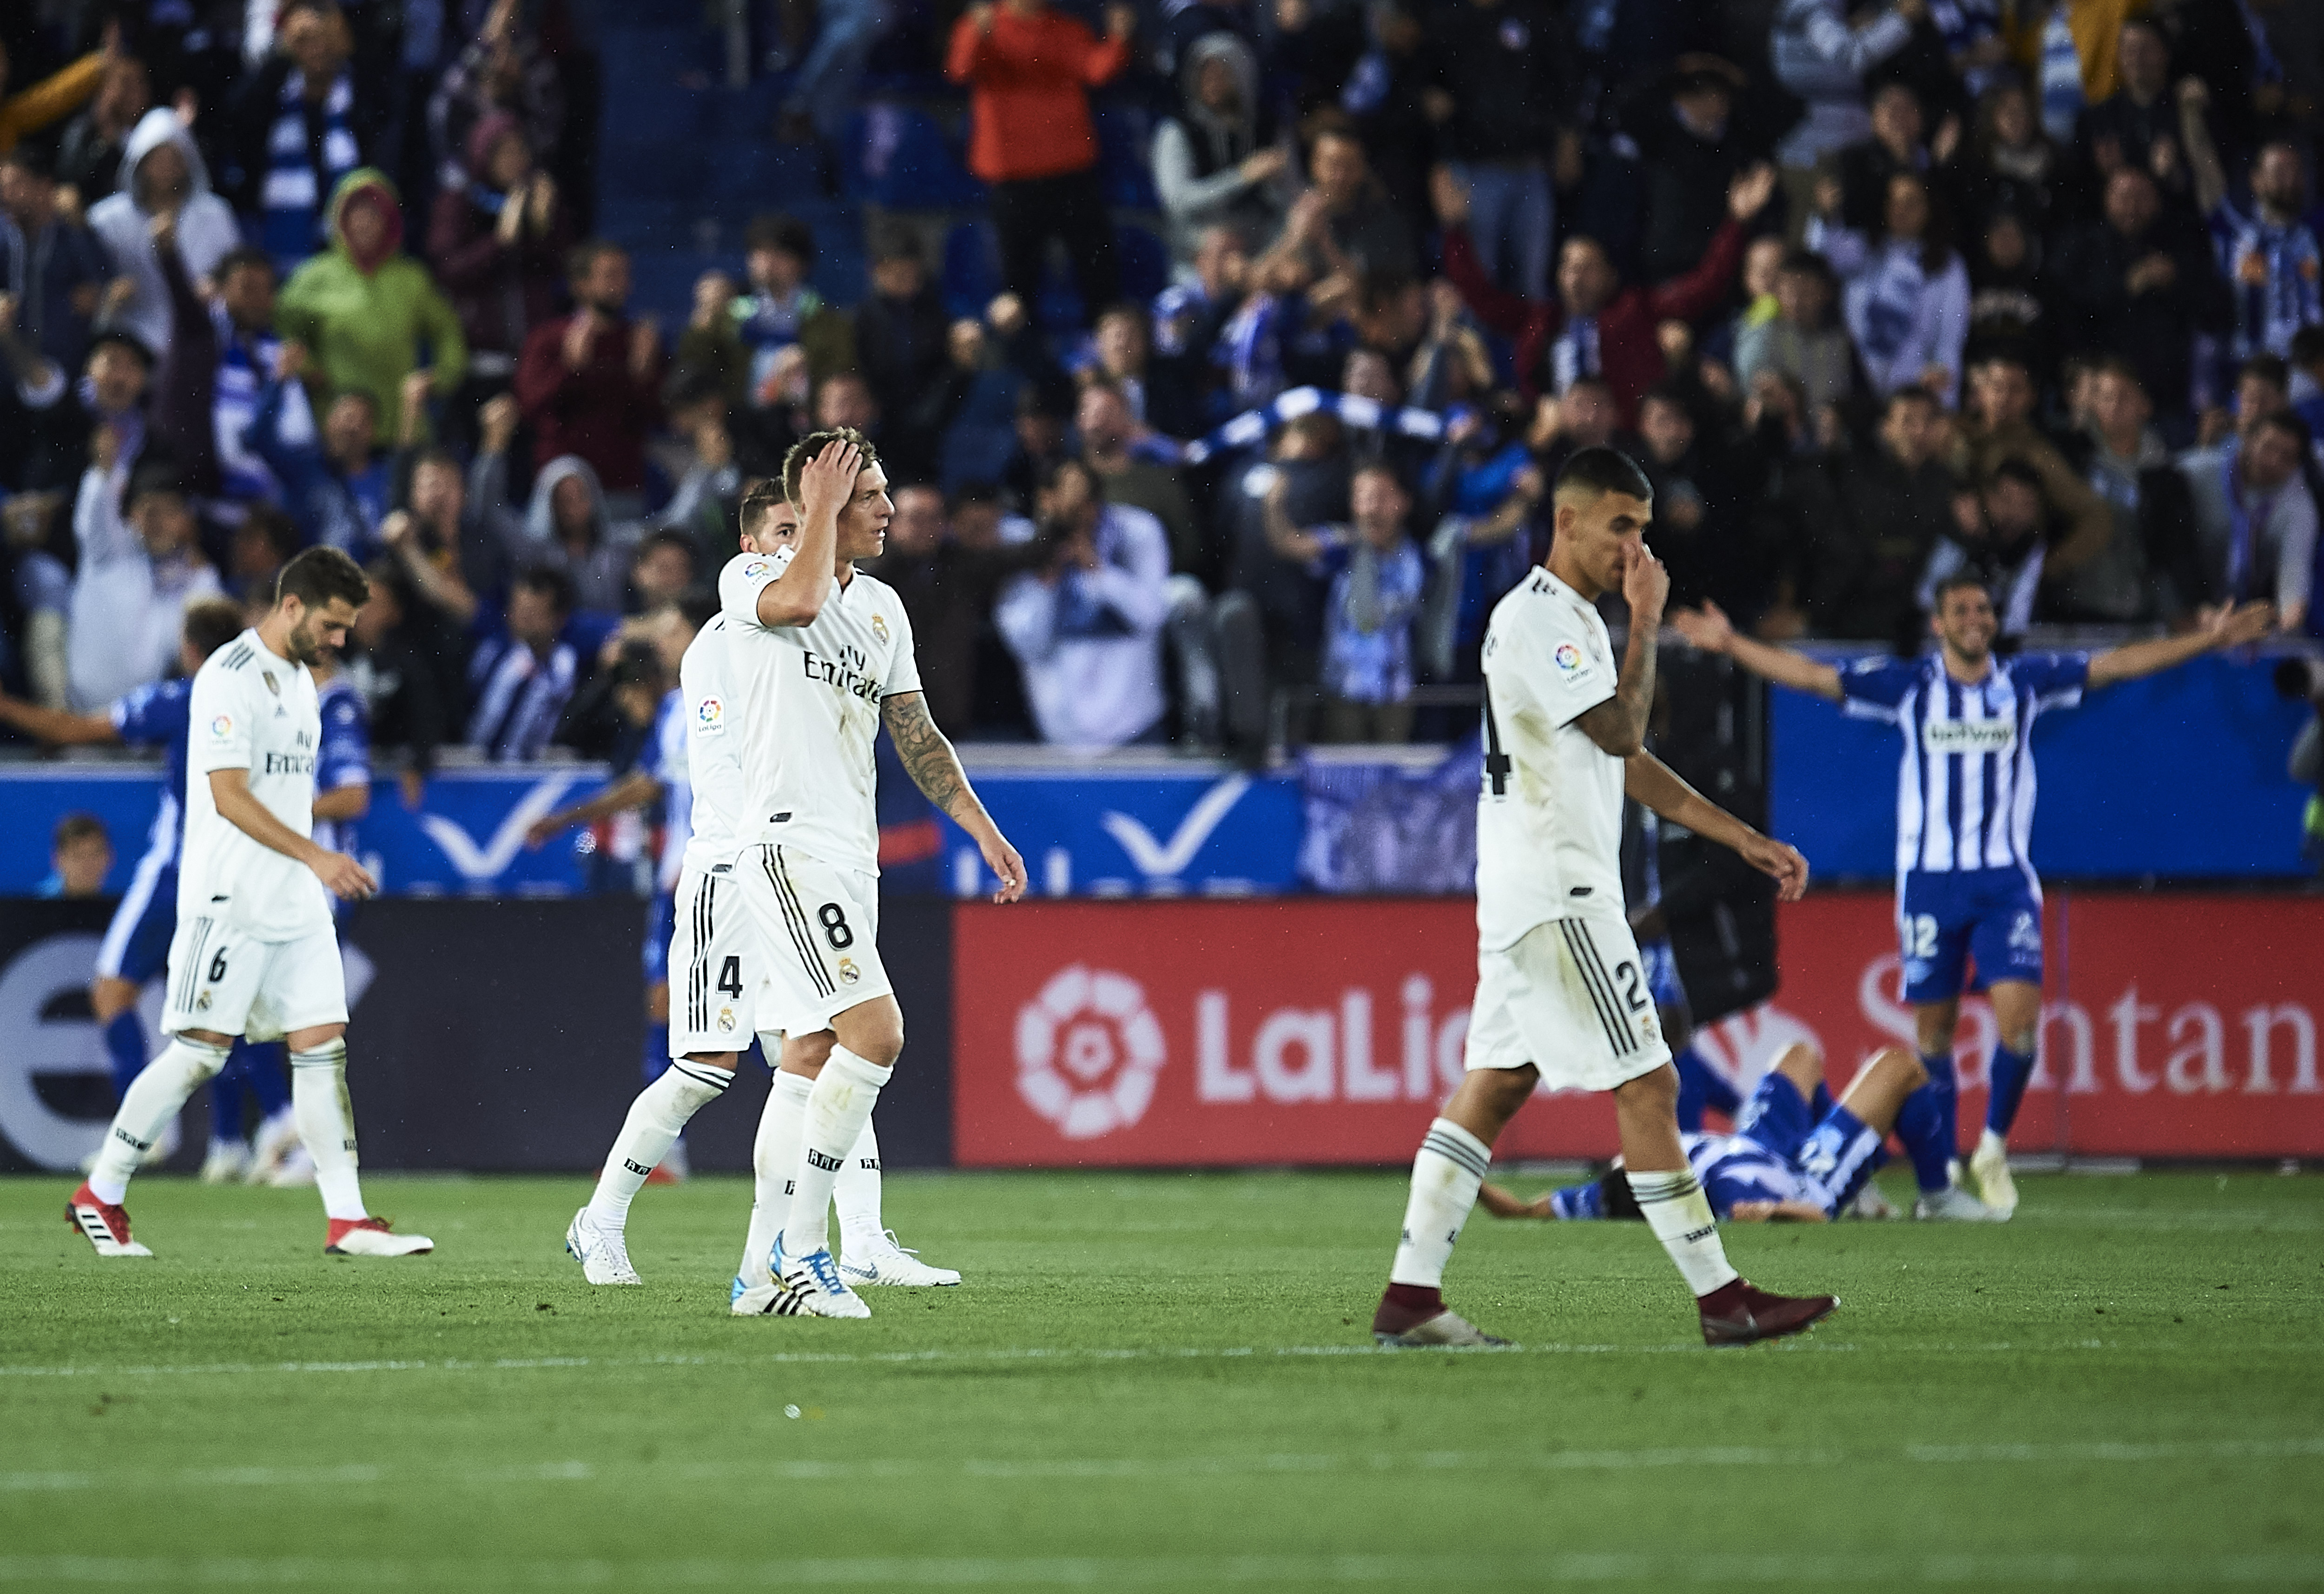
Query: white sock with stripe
88 1038 229 1204
1626 1167 1740 1296
291 1041 370 1223
588 1060 731 1231
779 1045 887 1264
835 1118 885 1256
1387 1118 1492 1290
739 1062 812 1287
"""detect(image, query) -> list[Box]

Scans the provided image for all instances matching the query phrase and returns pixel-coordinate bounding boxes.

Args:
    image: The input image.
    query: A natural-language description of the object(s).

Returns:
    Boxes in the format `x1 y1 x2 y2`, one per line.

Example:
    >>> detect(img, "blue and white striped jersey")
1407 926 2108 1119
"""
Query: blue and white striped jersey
1683 1131 1804 1215
1838 652 2089 878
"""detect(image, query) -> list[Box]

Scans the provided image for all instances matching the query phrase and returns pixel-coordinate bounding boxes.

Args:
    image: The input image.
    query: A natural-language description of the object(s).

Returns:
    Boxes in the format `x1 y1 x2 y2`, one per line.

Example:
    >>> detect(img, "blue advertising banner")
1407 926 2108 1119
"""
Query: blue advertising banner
937 756 1305 898
0 765 609 897
1770 652 2315 880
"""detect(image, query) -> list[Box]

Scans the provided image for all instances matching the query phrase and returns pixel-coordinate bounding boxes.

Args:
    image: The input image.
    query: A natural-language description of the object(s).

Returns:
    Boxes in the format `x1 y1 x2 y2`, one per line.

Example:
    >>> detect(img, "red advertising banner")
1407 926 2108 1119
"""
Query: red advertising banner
952 894 2324 1167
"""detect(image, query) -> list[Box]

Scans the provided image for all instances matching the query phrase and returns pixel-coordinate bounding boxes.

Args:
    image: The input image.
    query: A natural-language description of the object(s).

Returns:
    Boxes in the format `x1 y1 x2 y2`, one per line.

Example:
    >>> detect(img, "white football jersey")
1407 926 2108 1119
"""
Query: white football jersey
679 613 747 873
179 629 334 941
1474 567 1627 951
717 549 922 876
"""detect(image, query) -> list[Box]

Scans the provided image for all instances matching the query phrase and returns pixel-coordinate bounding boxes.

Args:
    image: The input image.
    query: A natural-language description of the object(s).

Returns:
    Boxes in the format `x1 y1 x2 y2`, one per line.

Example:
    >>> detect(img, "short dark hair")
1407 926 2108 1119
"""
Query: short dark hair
1932 570 1994 608
409 443 462 476
1350 461 1408 497
1553 445 1654 505
53 812 108 852
1985 456 2047 497
1637 384 1692 419
181 597 249 660
745 212 815 260
2240 351 2292 392
89 327 153 369
636 525 698 568
870 222 924 265
126 461 187 507
276 546 371 612
567 238 626 282
1884 384 1939 416
2253 409 2314 450
330 386 380 416
513 562 577 616
739 476 793 542
216 246 277 285
780 427 880 509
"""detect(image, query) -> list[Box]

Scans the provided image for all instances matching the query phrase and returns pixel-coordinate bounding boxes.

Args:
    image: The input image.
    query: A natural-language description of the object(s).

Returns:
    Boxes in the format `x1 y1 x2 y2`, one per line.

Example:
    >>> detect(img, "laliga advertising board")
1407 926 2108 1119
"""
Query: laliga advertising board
952 894 2324 1166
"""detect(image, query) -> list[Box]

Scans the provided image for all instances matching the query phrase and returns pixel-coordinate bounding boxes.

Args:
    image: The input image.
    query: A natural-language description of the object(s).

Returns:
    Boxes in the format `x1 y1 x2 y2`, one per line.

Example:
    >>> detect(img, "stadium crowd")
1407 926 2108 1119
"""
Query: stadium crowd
0 0 2318 776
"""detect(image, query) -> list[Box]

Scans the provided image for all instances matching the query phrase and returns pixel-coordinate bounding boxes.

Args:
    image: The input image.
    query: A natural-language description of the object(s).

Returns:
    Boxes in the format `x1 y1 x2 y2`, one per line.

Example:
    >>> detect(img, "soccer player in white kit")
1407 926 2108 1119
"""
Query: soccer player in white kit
66 548 431 1259
560 493 961 1301
1371 448 1830 1349
721 432 1026 1319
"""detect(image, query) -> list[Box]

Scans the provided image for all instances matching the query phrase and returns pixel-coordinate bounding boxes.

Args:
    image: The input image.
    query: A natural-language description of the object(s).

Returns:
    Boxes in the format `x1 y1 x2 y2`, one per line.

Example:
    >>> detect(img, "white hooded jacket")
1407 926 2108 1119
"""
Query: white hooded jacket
86 110 244 363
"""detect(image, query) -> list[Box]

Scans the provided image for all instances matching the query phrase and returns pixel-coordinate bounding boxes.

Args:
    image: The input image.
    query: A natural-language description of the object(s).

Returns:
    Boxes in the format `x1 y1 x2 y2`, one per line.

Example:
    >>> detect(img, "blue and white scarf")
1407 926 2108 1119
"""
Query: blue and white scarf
1168 385 1452 466
260 72 360 268
466 636 579 763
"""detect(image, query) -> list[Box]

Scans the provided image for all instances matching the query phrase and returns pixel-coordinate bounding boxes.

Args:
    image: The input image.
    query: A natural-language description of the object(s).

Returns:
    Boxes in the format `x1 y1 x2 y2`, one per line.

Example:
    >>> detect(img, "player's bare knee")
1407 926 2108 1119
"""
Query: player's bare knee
2001 1027 2038 1057
833 997 904 1068
779 1030 834 1078
1773 1042 1825 1093
1615 1062 1679 1117
685 1051 739 1072
285 1023 346 1052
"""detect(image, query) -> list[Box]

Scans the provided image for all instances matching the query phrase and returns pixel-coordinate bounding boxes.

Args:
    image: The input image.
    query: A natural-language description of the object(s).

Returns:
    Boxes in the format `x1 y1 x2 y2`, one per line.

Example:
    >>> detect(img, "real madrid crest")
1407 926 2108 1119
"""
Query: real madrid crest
870 613 890 645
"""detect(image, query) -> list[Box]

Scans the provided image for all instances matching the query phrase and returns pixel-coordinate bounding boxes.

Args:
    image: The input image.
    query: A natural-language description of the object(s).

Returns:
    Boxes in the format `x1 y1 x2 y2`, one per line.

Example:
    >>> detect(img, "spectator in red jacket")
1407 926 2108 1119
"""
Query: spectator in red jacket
946 0 1136 326
1435 163 1777 425
515 240 663 508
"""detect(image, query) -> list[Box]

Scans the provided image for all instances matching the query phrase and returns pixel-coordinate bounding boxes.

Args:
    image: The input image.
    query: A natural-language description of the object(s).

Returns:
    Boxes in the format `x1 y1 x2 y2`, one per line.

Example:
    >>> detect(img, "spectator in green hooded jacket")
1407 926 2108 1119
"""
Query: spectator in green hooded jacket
277 167 467 445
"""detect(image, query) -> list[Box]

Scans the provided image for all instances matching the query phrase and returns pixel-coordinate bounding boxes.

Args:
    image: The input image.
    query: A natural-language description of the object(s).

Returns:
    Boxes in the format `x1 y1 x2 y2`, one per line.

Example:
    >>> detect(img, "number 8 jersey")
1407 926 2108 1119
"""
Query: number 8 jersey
1474 567 1628 952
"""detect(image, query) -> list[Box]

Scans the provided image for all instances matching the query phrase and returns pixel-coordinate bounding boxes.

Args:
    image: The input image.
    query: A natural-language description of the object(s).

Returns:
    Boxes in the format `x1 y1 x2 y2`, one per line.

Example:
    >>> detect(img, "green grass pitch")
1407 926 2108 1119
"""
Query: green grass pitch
2 1168 2319 1591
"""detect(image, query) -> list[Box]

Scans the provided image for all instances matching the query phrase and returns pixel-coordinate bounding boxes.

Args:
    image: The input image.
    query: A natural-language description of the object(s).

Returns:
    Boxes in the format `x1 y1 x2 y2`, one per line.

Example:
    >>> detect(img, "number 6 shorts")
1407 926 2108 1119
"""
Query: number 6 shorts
160 916 350 1043
735 843 892 1038
1465 913 1673 1093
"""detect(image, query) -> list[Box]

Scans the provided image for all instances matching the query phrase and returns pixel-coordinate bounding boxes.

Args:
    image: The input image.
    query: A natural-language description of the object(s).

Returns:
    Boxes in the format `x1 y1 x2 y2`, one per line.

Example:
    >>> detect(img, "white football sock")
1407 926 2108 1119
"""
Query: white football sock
587 1061 731 1231
290 1041 369 1223
88 1038 228 1204
835 1118 885 1254
778 1045 887 1263
1627 1167 1740 1296
1387 1118 1491 1290
739 1063 812 1287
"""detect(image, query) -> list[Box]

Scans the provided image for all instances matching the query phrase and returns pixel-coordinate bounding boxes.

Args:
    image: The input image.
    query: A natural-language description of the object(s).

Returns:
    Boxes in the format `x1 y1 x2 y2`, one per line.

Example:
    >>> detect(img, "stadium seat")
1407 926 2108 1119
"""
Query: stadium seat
844 104 984 211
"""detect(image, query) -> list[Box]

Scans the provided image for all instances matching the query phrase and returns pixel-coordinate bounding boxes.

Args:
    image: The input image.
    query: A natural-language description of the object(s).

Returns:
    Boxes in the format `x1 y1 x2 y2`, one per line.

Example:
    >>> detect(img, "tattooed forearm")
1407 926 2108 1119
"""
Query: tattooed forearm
882 692 976 820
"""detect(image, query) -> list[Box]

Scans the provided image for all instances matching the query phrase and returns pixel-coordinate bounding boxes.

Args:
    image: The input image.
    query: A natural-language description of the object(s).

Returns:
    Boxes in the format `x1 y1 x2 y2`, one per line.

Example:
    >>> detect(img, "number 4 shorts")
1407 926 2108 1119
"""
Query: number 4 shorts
1466 913 1673 1093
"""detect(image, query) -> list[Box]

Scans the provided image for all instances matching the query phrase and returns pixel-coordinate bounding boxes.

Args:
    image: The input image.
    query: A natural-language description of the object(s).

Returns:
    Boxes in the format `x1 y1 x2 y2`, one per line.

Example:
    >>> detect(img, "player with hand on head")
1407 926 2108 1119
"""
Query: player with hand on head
719 435 1023 1317
1671 583 2274 1217
1481 1044 1934 1224
66 549 429 1259
1372 446 1833 1351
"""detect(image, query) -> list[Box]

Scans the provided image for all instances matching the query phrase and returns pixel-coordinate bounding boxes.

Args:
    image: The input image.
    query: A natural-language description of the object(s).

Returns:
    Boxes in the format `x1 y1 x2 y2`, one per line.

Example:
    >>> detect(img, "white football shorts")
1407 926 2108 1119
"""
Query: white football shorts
160 916 349 1042
1466 913 1672 1092
736 843 891 1035
667 859 786 1057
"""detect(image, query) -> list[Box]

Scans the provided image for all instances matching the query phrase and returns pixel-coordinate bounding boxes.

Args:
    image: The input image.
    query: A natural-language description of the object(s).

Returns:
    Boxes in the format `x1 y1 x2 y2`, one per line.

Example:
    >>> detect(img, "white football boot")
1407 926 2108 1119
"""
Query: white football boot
1913 1184 2005 1222
264 1145 317 1188
247 1108 301 1184
730 1276 810 1316
1847 1180 1901 1220
773 1234 871 1318
1969 1130 2019 1218
564 1206 642 1285
66 1183 152 1257
325 1217 434 1256
199 1140 252 1184
840 1230 962 1287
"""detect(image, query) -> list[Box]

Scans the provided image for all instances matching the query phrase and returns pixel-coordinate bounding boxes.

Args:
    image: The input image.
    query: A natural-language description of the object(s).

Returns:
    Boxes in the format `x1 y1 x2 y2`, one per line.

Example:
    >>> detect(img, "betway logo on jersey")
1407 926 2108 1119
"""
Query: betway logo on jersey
801 643 880 702
1921 718 2017 754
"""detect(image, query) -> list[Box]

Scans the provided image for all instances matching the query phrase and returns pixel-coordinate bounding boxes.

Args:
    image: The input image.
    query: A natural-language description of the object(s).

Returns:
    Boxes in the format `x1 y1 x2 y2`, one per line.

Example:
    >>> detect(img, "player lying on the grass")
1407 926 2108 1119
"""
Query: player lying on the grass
66 549 430 1259
1671 585 2274 1219
721 431 1024 1318
558 486 957 1300
1478 1044 1936 1225
1372 446 1836 1352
